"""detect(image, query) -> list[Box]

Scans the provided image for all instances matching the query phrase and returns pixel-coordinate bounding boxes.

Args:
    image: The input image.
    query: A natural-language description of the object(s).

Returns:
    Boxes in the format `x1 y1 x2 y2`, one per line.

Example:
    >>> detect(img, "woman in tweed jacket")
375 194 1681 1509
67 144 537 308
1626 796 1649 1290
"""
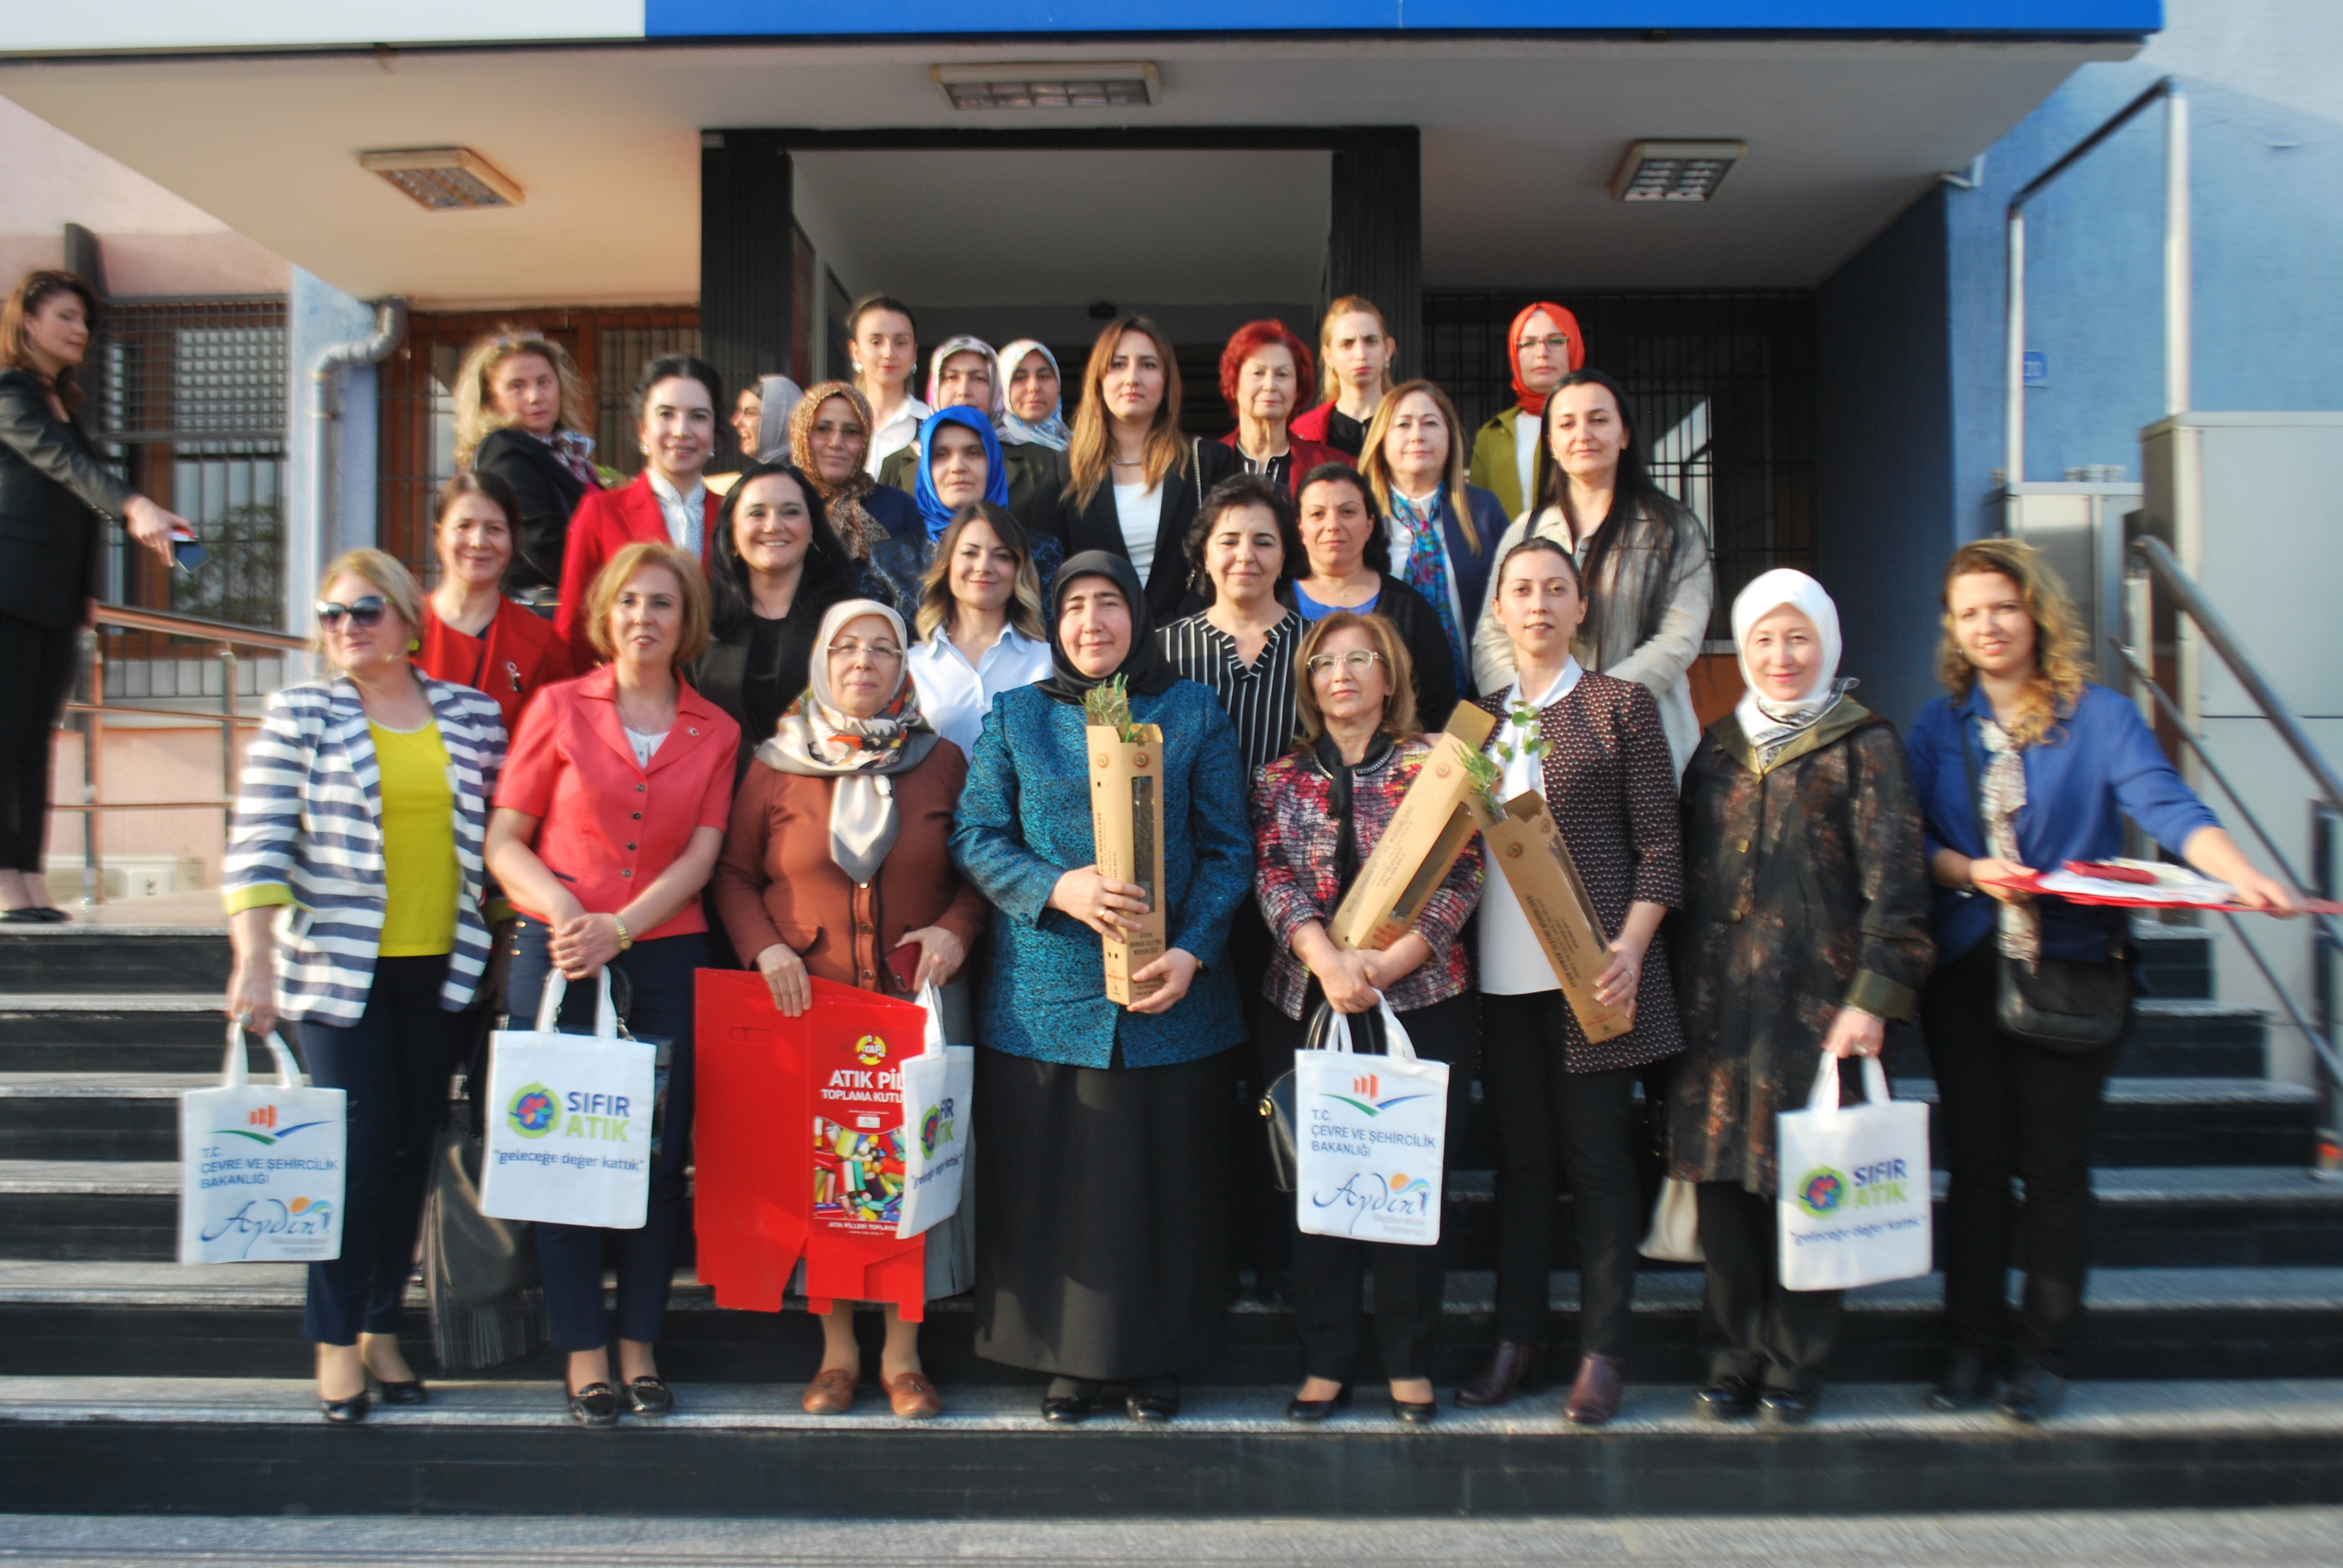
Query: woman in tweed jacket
223 549 506 1424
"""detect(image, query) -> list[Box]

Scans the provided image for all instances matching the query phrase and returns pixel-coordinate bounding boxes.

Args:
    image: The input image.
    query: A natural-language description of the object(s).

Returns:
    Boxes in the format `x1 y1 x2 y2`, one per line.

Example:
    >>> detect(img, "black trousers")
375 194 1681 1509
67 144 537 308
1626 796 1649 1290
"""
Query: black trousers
1921 941 2120 1378
0 612 76 873
297 955 468 1346
1260 988 1479 1384
1480 991 1644 1355
507 921 703 1353
1227 901 1291 1288
1696 1182 1843 1393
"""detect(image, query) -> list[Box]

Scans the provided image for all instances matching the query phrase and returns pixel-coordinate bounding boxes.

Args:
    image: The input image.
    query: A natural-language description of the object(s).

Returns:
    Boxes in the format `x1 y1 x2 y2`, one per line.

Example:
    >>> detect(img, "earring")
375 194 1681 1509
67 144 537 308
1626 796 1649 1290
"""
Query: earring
408 638 421 653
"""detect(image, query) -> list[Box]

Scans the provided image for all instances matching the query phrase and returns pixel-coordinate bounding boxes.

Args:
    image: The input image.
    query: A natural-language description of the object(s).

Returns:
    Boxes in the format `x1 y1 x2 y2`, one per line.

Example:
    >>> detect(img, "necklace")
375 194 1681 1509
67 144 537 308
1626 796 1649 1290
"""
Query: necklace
616 685 677 734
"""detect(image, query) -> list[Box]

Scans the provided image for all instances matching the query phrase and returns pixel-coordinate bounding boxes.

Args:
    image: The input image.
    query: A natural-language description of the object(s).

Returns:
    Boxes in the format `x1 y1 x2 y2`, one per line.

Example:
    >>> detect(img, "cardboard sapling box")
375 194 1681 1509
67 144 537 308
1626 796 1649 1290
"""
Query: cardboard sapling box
1328 703 1498 952
1086 678 1168 1006
1480 790 1636 1044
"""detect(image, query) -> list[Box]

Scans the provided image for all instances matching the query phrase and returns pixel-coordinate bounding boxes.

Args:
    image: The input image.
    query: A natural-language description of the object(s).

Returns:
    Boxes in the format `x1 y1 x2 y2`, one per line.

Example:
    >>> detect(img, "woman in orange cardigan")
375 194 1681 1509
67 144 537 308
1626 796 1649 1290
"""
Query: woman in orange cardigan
710 595 987 1421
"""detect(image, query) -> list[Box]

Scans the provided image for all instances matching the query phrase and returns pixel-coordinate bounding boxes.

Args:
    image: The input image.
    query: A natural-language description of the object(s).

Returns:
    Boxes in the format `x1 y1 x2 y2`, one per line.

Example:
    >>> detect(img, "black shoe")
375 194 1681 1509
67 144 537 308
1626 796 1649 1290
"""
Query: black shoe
1041 1377 1098 1425
1927 1351 1994 1413
1390 1395 1437 1425
31 907 70 923
1286 1384 1351 1422
1694 1376 1761 1422
624 1376 673 1417
0 908 44 925
1127 1376 1181 1422
369 1375 427 1406
318 1390 370 1425
1996 1365 2067 1424
1759 1387 1820 1426
568 1381 621 1428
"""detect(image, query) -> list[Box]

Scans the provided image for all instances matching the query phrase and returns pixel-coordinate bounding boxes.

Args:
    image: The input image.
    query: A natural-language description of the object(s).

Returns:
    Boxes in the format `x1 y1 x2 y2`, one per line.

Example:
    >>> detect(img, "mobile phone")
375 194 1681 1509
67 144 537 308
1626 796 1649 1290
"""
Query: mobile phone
171 536 209 574
883 942 922 993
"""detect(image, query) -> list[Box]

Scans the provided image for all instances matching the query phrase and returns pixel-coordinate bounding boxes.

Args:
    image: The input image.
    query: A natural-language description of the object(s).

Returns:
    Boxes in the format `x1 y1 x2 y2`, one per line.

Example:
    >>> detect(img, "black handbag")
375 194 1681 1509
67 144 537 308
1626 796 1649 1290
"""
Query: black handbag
422 1007 547 1371
1260 1001 1388 1192
1962 724 2131 1052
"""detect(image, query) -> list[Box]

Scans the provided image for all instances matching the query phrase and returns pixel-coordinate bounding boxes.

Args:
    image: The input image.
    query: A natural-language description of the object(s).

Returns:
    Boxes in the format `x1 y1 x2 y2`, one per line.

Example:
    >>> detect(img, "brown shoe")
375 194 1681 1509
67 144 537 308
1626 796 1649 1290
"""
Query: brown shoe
883 1369 944 1420
801 1366 857 1415
1455 1341 1547 1409
1564 1352 1625 1426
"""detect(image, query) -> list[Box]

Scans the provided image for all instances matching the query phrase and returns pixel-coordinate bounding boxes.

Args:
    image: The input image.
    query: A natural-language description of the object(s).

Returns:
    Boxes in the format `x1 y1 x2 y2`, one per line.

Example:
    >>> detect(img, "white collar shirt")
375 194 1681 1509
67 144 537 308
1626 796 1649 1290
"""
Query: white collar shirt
908 624 1054 757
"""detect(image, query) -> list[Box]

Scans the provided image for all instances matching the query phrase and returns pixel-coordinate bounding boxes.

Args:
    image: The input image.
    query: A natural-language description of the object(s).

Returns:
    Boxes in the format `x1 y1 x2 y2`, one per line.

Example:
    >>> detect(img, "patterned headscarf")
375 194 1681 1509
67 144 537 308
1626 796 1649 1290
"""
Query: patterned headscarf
788 382 887 561
994 339 1070 451
925 336 1002 419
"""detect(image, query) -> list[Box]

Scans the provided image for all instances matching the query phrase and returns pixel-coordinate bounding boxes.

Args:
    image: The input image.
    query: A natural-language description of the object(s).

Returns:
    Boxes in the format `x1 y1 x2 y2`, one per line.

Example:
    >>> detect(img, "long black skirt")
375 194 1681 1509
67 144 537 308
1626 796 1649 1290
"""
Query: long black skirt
973 1045 1233 1380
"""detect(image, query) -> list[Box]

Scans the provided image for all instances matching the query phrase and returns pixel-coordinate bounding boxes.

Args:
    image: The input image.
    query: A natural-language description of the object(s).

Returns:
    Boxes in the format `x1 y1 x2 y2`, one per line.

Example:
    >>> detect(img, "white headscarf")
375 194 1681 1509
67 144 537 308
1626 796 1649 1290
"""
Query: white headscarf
752 376 805 463
1731 568 1853 766
993 339 1070 451
925 336 1002 420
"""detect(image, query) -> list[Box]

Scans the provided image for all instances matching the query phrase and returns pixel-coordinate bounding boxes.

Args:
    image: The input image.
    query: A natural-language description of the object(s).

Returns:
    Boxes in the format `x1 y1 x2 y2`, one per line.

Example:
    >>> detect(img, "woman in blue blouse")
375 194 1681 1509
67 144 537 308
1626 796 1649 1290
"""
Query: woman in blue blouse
951 549 1253 1425
1907 540 2290 1425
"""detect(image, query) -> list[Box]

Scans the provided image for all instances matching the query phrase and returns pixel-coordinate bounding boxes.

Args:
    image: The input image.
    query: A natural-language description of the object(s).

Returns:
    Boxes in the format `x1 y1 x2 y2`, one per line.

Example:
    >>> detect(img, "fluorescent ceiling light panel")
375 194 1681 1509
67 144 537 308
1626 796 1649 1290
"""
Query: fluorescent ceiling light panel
1610 141 1746 203
932 62 1159 111
359 148 525 211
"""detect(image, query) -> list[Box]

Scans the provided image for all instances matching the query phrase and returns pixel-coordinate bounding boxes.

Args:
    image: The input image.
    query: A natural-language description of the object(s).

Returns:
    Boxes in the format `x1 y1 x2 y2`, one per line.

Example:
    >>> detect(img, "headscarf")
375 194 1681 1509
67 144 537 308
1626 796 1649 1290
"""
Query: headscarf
1730 568 1853 768
925 336 1002 419
1507 300 1587 419
994 339 1070 451
756 598 939 884
788 381 887 561
1035 551 1176 706
752 375 804 463
913 406 1011 541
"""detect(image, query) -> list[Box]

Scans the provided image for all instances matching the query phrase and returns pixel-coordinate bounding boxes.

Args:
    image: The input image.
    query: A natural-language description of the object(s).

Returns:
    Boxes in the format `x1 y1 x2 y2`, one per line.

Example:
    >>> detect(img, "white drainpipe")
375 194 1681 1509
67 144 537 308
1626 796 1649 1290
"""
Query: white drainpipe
303 298 408 631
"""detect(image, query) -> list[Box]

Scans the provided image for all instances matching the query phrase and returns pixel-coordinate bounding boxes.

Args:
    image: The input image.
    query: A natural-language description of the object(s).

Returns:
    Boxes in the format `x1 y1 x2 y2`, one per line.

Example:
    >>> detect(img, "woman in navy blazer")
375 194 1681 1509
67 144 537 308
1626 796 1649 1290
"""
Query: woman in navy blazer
1906 539 2289 1424
1357 379 1504 679
950 550 1252 1425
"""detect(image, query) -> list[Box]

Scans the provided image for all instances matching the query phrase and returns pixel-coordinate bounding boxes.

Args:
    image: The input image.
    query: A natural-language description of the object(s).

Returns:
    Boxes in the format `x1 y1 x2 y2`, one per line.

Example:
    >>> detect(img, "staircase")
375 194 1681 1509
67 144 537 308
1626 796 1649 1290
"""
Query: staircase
1 918 2339 1518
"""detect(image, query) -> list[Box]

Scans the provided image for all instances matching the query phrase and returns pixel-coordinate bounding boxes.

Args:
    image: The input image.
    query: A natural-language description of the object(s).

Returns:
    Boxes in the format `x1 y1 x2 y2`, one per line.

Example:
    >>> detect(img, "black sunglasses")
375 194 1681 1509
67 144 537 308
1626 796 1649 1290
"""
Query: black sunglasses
315 596 388 629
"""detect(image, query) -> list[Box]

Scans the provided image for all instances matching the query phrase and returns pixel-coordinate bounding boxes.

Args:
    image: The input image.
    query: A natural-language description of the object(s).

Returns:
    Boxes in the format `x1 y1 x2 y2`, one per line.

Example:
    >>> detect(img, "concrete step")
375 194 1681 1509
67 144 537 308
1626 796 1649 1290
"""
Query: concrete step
1 1374 2339 1517
1894 1076 2321 1168
2123 999 2269 1078
0 996 234 1062
0 1256 2335 1386
0 1074 216 1161
2133 921 2214 1001
0 929 231 996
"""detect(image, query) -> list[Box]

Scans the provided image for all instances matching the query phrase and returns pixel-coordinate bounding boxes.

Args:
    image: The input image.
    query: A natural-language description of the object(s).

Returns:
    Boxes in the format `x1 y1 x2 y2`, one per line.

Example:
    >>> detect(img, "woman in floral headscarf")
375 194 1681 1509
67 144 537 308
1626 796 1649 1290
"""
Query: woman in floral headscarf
711 595 988 1423
787 381 923 572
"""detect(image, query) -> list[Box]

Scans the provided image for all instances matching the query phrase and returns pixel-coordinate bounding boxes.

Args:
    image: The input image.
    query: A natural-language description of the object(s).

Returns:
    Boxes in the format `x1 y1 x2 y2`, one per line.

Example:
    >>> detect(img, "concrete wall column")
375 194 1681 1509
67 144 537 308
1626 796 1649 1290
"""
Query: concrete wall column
283 266 379 635
1327 128 1422 383
701 130 795 469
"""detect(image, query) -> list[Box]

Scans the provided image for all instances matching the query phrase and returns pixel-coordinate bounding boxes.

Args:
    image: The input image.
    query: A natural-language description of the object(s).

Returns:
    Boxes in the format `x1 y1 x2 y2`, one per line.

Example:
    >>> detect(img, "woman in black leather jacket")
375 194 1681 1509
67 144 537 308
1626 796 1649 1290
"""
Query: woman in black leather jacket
0 271 189 921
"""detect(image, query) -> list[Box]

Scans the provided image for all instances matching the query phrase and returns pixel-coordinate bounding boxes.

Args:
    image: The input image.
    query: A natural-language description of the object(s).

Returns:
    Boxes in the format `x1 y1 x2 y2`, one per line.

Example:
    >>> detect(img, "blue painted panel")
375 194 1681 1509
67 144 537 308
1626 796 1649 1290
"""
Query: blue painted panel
647 1 2158 38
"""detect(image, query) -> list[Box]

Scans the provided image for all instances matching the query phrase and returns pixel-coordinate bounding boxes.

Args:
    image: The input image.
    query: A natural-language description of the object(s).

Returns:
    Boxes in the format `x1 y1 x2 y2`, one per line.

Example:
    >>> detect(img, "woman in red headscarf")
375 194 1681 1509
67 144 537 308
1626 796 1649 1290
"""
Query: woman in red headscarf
1466 301 1584 524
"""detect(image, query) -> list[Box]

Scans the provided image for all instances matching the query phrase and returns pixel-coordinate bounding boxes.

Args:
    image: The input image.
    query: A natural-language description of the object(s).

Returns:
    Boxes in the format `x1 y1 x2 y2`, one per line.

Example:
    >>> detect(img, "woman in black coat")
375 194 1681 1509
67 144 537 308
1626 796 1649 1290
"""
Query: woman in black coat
0 271 189 921
454 331 603 607
1287 463 1458 729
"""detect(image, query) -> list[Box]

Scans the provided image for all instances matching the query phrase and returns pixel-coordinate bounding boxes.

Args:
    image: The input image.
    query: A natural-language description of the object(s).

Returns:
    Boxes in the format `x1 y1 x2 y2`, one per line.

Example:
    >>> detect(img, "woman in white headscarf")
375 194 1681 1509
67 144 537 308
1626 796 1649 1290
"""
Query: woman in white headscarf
879 336 1062 537
710 596 988 1422
995 339 1070 451
1663 568 1933 1428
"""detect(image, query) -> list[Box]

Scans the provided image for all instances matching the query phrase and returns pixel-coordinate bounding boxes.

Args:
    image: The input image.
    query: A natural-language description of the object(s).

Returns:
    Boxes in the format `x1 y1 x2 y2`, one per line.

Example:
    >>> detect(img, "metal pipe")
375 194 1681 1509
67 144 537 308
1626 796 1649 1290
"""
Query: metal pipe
304 298 408 636
2164 88 2192 415
2007 211 2027 483
2134 535 2343 823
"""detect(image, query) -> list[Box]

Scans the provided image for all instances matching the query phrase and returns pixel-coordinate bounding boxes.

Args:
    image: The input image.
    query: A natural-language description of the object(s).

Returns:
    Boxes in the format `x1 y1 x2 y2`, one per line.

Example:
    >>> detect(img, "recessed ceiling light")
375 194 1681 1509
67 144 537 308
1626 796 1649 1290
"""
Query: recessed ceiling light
932 62 1159 111
1610 141 1746 203
359 148 524 212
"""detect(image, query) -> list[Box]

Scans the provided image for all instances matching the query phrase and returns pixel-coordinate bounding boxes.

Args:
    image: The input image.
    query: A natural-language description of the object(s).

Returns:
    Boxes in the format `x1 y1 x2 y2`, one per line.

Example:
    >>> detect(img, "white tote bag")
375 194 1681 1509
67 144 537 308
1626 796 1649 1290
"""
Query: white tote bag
479 970 658 1230
1293 996 1450 1247
1775 1051 1933 1291
180 1023 347 1264
894 981 975 1241
1639 1177 1705 1263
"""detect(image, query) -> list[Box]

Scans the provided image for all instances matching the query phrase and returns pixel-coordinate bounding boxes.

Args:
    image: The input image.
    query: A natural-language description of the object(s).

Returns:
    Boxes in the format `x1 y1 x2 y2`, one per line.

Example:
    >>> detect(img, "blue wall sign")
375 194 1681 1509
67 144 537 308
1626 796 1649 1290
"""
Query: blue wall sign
2023 351 2050 388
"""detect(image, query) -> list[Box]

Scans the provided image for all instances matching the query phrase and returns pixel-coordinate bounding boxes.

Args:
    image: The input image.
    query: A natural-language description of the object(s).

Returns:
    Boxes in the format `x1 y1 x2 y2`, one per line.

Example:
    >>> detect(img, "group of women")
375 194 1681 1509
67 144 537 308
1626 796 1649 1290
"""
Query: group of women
0 265 2253 1434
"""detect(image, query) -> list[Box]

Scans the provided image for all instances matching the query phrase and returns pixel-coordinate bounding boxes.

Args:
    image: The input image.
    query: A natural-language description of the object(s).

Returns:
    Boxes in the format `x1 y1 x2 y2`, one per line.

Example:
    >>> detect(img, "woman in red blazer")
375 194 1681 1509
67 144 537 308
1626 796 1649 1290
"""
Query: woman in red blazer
556 355 726 666
1216 320 1349 495
488 540 742 1428
415 471 574 736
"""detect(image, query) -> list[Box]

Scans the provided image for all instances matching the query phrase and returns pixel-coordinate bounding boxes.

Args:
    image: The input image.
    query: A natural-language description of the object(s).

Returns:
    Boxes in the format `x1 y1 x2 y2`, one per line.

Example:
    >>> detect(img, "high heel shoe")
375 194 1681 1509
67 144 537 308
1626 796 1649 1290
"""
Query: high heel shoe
318 1389 370 1424
367 1373 428 1406
1390 1393 1438 1425
1285 1383 1351 1422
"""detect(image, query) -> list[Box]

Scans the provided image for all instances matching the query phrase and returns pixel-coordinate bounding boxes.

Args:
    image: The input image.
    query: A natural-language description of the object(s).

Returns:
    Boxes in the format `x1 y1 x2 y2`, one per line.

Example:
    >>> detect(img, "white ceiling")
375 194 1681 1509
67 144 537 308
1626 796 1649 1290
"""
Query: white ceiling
0 36 2135 307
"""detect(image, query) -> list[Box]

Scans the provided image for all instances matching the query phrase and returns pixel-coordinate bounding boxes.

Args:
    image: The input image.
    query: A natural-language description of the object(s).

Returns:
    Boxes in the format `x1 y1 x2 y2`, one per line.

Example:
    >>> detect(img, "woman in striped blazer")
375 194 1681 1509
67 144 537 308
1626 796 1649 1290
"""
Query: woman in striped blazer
223 548 507 1425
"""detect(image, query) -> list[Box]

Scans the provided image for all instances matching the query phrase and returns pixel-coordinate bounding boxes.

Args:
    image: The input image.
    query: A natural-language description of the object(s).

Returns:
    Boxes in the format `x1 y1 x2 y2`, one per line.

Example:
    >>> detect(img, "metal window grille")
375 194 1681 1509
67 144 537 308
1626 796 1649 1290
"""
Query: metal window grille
1422 290 1814 639
93 298 288 633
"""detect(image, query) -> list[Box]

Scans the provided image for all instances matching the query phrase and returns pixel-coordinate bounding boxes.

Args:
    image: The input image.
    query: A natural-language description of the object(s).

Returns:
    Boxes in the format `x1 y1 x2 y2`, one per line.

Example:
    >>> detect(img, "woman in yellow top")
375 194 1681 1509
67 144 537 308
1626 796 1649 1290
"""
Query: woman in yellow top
222 549 508 1423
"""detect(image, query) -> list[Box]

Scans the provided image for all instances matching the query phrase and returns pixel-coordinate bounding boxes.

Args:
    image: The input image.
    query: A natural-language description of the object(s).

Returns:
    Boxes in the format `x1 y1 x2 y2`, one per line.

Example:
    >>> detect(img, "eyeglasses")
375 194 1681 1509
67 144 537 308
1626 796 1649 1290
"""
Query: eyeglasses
827 641 904 664
1306 649 1384 676
315 596 388 629
1516 333 1572 354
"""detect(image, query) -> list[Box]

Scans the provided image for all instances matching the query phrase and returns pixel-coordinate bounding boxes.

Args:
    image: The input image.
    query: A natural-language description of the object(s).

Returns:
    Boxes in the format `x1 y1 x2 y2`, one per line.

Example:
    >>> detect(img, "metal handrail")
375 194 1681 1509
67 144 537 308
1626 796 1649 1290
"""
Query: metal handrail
58 604 305 905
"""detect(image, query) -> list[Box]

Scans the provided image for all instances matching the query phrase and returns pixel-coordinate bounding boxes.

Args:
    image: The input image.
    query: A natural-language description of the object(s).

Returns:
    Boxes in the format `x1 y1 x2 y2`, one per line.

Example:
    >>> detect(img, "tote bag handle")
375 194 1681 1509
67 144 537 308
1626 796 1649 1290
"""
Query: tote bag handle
1316 993 1419 1063
220 1020 303 1090
1804 1050 1892 1116
532 967 619 1039
914 980 949 1060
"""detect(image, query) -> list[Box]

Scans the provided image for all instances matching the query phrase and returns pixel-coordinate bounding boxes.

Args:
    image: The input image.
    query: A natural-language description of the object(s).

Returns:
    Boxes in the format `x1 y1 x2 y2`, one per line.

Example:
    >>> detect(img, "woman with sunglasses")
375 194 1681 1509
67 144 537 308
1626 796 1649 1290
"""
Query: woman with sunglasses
415 471 574 736
222 549 508 1423
1251 609 1483 1424
712 597 988 1420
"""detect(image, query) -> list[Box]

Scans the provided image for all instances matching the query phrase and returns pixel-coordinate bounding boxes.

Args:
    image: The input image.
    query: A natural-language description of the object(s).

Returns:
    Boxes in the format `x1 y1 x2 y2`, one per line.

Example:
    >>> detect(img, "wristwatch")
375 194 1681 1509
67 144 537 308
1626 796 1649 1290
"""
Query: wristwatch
612 913 634 952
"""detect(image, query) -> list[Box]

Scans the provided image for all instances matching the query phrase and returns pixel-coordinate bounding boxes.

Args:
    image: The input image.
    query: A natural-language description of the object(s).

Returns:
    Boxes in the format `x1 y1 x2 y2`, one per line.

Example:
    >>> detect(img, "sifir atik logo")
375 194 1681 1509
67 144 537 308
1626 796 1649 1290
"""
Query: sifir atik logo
1325 1073 1432 1119
210 1103 333 1146
506 1082 634 1142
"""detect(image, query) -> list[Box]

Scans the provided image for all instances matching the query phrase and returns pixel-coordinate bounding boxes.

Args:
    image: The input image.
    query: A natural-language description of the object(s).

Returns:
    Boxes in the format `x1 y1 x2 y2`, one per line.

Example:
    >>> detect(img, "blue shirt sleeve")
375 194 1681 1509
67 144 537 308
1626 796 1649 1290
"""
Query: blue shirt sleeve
2098 689 2221 854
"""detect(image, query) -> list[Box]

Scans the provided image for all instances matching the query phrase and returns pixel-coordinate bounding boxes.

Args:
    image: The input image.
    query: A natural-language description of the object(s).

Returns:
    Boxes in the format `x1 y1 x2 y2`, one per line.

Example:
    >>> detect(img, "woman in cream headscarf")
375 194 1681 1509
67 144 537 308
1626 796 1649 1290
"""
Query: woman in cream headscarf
709 596 989 1422
1665 569 1933 1427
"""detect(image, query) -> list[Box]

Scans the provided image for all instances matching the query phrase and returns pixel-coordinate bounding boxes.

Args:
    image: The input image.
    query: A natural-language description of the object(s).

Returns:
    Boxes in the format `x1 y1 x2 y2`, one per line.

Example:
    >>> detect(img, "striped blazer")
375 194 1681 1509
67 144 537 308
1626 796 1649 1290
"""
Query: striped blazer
223 675 507 1025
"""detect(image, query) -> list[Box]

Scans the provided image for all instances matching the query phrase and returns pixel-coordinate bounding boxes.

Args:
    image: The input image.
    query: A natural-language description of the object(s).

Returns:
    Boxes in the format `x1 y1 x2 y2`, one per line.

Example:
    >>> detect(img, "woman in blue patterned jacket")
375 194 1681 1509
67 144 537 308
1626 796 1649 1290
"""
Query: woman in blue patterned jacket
223 549 506 1425
951 549 1253 1426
